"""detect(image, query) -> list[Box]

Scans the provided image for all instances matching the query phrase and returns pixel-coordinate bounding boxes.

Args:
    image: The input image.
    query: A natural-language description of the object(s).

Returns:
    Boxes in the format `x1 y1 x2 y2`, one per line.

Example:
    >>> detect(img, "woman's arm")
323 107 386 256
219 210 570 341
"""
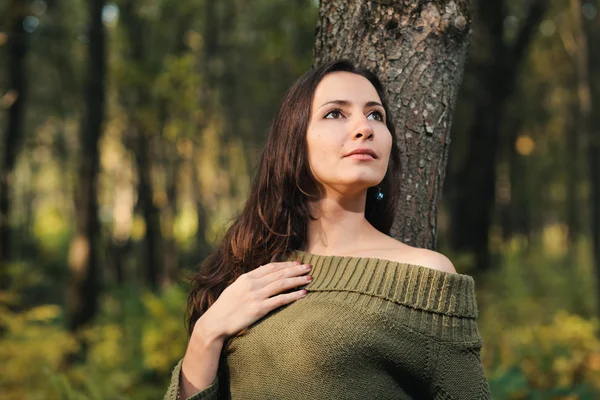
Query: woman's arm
181 318 225 398
165 260 312 399
164 316 224 400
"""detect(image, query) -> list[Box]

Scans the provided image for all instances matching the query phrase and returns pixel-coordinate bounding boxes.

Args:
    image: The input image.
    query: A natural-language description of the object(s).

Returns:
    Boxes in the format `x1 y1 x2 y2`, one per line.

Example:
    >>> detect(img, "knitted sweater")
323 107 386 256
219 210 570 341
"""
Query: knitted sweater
165 251 491 400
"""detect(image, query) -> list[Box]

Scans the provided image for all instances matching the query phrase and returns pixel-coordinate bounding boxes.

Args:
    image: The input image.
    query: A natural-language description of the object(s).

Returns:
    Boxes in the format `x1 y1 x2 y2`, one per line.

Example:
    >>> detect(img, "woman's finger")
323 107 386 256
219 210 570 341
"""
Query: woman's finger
262 289 308 310
247 261 303 279
260 275 312 298
260 262 311 285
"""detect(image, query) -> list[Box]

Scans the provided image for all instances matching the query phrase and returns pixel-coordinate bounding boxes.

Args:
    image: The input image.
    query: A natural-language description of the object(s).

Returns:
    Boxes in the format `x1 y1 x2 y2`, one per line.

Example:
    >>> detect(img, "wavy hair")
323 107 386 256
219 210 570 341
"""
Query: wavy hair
186 60 401 335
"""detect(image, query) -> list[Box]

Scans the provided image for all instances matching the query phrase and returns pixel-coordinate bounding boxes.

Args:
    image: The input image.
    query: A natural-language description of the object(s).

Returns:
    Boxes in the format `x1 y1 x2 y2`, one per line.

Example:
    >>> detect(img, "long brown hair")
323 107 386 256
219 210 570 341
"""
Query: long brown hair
186 60 401 335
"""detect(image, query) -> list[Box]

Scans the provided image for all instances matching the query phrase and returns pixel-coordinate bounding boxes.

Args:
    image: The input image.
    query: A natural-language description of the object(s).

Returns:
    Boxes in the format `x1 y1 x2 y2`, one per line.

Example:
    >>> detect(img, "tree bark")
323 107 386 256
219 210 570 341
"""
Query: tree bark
314 0 472 249
449 0 548 271
67 0 106 332
1 0 30 284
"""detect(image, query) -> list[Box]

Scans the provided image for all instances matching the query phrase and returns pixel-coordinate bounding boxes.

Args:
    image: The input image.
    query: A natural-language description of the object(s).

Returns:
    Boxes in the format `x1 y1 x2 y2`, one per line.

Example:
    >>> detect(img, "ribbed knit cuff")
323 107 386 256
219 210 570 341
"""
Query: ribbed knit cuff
164 359 219 400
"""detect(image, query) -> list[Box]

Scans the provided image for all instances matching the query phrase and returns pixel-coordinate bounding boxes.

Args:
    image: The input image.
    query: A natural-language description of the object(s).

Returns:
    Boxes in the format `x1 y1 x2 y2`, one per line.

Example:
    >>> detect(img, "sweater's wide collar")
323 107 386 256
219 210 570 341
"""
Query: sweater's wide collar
291 250 479 319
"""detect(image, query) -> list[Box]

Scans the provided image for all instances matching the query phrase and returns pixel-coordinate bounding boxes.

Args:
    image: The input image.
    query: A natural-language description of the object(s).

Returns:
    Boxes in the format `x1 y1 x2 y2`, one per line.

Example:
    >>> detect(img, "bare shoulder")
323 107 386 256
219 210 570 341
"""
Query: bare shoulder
404 247 458 274
374 236 458 274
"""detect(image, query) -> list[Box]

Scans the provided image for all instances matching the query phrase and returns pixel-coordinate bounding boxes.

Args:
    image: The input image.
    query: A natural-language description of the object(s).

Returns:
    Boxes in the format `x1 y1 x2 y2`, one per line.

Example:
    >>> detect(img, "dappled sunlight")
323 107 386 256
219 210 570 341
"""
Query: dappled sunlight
173 205 198 248
542 223 570 259
33 206 71 253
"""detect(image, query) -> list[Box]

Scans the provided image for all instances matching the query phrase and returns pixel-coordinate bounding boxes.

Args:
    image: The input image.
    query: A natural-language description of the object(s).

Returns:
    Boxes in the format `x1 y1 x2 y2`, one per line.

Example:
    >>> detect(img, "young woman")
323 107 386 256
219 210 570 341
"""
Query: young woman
165 60 491 400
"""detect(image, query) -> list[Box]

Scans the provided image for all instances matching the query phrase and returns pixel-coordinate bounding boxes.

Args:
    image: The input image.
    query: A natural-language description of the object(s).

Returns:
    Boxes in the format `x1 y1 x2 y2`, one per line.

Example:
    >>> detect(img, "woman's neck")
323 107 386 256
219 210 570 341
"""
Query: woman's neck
305 194 378 255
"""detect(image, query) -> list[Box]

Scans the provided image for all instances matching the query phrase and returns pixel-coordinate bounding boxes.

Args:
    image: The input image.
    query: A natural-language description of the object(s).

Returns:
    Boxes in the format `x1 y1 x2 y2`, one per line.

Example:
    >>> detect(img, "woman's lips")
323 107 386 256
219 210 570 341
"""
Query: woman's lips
346 153 376 161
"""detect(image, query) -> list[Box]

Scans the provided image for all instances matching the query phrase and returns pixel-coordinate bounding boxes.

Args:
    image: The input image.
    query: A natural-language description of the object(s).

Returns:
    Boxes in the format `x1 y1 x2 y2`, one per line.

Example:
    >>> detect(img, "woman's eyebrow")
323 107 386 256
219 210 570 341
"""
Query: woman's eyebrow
318 100 383 109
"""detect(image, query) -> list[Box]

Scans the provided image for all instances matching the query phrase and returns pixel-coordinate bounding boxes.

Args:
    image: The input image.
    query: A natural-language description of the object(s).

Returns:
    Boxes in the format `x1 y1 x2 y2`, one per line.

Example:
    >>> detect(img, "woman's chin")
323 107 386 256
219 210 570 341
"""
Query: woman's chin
345 177 382 188
332 180 382 195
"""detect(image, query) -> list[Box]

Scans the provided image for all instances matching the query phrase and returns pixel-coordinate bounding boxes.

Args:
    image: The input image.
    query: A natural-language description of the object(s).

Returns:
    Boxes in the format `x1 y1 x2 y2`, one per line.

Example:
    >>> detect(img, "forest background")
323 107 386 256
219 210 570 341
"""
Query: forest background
2 0 600 398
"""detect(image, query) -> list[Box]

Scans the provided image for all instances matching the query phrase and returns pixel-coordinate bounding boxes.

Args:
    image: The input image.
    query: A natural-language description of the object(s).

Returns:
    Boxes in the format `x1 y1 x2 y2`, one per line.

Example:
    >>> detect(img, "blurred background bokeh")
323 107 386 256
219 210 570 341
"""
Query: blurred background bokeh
1 0 600 398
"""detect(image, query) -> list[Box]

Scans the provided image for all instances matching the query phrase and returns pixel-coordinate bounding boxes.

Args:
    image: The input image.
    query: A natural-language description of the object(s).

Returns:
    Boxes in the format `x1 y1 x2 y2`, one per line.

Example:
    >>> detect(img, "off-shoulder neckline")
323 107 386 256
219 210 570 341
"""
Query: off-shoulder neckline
293 250 468 278
290 249 478 319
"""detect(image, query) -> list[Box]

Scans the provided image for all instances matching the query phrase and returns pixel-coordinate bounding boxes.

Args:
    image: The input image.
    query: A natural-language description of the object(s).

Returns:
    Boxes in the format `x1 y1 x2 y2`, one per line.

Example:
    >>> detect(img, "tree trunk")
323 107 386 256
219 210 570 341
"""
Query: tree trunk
163 186 179 285
158 105 180 286
500 114 532 243
160 16 196 284
566 105 582 246
1 0 30 284
119 1 164 290
186 0 220 262
576 0 600 317
134 130 162 290
314 0 472 249
449 0 548 271
67 0 106 332
191 144 211 260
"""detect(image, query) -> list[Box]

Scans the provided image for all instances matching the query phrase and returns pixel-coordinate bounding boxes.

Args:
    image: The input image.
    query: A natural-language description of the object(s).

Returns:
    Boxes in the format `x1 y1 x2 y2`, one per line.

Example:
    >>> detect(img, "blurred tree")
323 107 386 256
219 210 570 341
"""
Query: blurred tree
314 0 472 249
1 0 31 283
190 0 218 261
117 0 168 291
157 6 196 284
67 0 106 332
448 0 549 271
576 0 600 315
552 0 587 254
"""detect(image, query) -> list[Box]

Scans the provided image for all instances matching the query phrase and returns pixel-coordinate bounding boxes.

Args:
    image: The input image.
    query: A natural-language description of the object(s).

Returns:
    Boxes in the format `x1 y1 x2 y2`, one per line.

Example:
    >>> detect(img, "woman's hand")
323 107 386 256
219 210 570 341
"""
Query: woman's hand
195 261 312 342
181 261 311 397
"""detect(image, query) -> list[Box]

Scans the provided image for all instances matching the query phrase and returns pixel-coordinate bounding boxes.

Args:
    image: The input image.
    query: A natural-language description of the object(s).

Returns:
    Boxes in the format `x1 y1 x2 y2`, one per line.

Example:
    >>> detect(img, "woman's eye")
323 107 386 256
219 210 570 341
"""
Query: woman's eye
324 109 343 119
368 111 384 121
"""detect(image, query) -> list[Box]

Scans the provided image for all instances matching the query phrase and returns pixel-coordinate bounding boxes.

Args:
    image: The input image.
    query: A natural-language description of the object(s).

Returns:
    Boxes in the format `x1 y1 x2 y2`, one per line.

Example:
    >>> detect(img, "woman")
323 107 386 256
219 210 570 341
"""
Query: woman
165 60 491 400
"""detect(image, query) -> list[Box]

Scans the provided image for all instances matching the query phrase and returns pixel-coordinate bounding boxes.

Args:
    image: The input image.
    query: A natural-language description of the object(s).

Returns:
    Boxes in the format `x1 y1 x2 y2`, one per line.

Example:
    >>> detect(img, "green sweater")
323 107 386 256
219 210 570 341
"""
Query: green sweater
165 251 491 400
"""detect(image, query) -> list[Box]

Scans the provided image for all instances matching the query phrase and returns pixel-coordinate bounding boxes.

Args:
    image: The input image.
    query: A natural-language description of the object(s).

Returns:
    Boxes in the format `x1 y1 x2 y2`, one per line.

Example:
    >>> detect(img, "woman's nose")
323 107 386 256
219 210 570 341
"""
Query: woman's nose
352 115 374 140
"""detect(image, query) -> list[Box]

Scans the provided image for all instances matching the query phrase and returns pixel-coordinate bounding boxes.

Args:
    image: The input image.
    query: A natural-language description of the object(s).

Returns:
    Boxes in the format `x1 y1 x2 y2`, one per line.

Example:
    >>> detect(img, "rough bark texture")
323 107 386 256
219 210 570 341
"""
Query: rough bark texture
67 0 105 332
314 0 471 249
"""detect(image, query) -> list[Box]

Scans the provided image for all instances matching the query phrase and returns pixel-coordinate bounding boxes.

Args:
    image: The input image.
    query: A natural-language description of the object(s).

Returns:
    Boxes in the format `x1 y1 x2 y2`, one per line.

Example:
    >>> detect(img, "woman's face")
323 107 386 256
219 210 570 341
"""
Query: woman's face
306 71 392 197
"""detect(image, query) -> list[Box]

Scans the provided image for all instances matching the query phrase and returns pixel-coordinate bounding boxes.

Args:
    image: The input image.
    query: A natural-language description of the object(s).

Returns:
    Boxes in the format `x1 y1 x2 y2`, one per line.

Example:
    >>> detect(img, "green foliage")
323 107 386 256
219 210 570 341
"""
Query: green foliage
477 233 600 399
486 311 600 399
0 285 189 400
0 291 79 400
